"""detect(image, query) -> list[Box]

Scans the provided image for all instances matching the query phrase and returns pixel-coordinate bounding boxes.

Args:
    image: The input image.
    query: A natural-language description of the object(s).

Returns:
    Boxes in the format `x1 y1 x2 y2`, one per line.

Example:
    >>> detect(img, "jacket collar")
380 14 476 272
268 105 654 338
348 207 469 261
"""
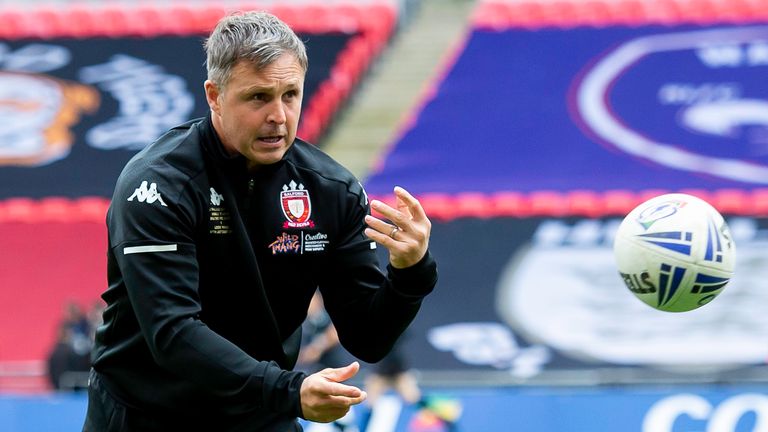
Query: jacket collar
200 114 245 167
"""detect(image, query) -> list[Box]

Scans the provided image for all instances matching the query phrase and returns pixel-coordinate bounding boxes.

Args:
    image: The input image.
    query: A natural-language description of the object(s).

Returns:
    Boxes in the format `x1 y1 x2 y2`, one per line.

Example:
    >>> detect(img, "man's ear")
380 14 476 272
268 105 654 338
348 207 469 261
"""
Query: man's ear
204 80 221 114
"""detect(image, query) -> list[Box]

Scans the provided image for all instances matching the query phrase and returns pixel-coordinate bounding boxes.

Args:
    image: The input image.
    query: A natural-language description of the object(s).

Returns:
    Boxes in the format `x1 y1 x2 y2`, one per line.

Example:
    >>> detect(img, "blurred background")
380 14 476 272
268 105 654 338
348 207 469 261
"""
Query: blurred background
1 0 767 430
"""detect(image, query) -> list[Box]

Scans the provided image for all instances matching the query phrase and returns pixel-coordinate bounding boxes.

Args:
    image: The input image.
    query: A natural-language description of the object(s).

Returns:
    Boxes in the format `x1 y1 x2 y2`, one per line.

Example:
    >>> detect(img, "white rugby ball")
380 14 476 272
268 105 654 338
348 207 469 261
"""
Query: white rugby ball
613 193 735 312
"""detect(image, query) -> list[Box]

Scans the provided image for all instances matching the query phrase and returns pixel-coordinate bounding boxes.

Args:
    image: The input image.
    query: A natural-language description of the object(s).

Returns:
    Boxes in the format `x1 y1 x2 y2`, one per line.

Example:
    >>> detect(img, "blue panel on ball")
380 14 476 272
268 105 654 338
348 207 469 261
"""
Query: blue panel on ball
657 264 687 306
637 231 685 240
691 273 730 294
641 239 692 256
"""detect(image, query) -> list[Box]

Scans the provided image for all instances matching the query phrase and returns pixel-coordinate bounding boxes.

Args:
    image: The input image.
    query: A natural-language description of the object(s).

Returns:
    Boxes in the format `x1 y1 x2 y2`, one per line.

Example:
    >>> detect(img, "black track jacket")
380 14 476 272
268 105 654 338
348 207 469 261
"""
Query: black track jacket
91 115 437 429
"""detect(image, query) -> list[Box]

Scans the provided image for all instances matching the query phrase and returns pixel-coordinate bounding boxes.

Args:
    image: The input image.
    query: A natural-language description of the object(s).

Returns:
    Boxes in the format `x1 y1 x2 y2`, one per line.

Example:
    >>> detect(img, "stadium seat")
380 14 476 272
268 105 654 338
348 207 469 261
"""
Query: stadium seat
566 190 602 218
712 189 748 215
529 191 567 217
492 192 529 217
602 190 639 216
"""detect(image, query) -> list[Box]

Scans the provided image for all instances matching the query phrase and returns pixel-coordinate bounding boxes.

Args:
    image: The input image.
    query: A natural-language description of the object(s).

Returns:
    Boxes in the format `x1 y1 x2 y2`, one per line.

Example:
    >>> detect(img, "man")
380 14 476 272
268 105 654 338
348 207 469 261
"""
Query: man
83 11 437 432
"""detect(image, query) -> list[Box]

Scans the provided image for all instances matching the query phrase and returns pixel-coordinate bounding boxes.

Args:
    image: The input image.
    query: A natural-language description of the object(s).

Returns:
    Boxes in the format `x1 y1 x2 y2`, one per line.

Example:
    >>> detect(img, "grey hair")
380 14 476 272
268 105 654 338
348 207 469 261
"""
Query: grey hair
204 11 308 88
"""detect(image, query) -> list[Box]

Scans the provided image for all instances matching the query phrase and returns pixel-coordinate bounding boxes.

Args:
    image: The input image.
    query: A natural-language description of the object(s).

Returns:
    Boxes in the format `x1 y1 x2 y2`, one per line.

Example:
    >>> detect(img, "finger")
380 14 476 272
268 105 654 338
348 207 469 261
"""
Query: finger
321 362 360 382
394 189 412 218
365 227 389 248
321 382 364 399
365 215 398 236
370 199 398 222
327 391 367 406
371 200 410 231
394 186 427 222
365 226 405 250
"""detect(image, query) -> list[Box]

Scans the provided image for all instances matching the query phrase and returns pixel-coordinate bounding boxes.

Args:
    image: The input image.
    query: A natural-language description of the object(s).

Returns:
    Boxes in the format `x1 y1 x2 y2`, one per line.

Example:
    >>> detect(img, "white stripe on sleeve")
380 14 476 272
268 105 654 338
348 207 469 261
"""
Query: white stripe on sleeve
123 244 178 255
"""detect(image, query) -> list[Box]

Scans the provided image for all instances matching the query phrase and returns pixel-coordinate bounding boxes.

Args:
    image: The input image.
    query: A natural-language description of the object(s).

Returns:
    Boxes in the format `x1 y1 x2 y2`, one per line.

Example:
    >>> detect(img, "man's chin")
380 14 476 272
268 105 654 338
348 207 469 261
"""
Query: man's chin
245 151 287 170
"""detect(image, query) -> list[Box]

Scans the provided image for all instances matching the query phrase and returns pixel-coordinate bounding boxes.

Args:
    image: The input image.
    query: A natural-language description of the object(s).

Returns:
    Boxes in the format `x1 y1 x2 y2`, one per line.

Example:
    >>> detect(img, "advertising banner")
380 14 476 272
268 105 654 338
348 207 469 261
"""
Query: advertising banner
0 33 350 199
365 24 768 197
4 385 768 432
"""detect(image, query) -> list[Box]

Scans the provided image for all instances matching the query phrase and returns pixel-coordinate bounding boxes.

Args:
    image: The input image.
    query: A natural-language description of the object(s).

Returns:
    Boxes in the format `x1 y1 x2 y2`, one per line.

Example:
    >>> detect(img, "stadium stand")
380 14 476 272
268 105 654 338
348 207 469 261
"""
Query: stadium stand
361 0 768 390
365 0 768 219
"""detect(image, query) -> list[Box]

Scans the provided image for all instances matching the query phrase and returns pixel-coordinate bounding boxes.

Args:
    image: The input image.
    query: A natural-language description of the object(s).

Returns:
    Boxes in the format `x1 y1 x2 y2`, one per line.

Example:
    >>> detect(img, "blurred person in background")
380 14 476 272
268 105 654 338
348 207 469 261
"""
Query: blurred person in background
62 300 92 359
47 323 82 391
361 335 461 432
47 301 92 391
83 10 437 432
364 336 421 408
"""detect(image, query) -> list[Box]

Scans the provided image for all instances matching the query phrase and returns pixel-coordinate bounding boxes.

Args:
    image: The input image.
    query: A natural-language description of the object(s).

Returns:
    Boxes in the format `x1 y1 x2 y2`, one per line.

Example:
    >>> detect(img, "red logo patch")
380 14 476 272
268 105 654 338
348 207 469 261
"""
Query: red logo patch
280 180 314 228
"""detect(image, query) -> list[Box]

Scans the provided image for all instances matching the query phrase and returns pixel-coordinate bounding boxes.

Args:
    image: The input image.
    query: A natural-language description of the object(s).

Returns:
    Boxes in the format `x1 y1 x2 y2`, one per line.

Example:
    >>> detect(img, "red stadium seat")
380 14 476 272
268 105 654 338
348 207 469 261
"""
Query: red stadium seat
73 197 110 222
268 4 299 28
602 190 640 216
37 197 74 222
566 190 602 218
712 189 748 215
197 5 229 33
529 191 567 217
752 189 768 216
491 191 529 217
0 10 25 39
0 198 36 223
61 6 98 38
417 194 456 221
454 192 494 218
132 6 165 36
92 8 130 38
27 7 65 39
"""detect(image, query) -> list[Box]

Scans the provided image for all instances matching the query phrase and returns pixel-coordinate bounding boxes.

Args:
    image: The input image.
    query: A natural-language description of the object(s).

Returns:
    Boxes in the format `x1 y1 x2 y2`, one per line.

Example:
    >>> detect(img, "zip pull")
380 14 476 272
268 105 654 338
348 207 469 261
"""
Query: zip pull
247 178 255 194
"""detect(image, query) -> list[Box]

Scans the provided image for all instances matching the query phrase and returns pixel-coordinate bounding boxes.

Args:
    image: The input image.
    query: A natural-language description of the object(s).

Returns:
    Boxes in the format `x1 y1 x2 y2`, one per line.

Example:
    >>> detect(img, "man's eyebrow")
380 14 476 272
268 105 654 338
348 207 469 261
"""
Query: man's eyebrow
242 82 300 93
241 85 272 94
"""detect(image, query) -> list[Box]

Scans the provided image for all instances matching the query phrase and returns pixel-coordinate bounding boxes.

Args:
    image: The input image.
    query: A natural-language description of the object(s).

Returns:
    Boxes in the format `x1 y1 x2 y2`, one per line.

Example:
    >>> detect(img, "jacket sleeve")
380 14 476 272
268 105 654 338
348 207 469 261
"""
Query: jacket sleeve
317 182 438 363
109 170 305 417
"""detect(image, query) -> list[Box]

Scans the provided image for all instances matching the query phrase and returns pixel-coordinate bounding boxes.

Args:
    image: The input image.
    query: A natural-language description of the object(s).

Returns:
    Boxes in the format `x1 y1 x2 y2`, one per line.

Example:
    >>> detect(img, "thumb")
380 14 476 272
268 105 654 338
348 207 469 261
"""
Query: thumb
322 361 360 383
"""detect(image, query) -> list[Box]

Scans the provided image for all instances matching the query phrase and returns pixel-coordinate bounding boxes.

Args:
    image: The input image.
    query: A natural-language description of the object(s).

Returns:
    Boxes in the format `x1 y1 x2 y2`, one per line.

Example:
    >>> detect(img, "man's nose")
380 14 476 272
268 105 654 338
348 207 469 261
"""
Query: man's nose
266 100 287 124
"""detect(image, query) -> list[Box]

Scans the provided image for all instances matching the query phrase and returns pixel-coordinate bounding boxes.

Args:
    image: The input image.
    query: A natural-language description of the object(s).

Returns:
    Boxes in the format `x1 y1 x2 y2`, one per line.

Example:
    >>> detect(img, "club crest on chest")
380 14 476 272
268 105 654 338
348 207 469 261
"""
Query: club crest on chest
280 180 314 228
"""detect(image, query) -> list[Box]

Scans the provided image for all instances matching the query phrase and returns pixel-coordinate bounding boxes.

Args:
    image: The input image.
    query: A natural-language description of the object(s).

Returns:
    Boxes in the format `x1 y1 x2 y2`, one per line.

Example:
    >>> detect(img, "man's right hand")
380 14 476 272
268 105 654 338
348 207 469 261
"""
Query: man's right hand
300 362 367 423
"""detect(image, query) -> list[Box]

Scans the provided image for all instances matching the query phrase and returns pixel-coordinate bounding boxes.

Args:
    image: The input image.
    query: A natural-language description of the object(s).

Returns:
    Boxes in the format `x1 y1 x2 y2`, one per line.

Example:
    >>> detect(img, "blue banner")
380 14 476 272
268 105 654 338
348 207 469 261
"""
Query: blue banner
365 24 768 196
5 386 768 432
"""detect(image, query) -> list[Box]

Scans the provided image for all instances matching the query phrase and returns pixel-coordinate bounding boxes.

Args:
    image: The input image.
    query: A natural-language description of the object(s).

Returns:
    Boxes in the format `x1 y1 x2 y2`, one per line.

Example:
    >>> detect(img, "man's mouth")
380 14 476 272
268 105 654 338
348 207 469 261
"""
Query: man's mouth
259 135 283 144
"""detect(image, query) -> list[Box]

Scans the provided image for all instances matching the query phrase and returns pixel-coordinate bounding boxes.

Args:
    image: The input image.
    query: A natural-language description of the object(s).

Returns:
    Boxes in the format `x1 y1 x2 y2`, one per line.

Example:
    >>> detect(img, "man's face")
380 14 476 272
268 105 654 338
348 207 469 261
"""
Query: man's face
205 53 305 170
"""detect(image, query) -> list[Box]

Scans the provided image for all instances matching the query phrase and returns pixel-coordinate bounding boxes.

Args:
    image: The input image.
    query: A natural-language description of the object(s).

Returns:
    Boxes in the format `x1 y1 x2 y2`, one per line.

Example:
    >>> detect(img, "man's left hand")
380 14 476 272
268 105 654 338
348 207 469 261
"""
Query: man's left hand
365 186 431 269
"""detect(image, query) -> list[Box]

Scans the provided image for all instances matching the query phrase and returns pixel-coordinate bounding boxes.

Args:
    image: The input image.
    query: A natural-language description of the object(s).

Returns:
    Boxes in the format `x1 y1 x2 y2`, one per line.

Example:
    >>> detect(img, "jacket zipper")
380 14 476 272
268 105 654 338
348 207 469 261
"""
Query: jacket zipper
244 178 255 214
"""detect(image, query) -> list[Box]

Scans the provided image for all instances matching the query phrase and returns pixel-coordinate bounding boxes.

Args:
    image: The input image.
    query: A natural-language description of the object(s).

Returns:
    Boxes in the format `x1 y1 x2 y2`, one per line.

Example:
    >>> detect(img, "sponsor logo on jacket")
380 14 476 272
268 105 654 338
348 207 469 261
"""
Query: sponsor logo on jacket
268 231 329 254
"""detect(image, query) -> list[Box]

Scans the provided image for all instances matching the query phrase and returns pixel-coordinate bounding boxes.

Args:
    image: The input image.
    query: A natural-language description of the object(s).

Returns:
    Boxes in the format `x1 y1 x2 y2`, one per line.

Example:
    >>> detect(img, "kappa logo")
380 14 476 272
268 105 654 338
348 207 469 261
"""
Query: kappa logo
280 180 314 229
210 187 224 206
127 181 167 206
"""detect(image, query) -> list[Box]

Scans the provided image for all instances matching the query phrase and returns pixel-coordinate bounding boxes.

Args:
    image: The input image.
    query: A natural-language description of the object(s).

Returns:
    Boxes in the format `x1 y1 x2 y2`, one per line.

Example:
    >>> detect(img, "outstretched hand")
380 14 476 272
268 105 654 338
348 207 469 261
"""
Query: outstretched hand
365 186 431 269
300 362 367 423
